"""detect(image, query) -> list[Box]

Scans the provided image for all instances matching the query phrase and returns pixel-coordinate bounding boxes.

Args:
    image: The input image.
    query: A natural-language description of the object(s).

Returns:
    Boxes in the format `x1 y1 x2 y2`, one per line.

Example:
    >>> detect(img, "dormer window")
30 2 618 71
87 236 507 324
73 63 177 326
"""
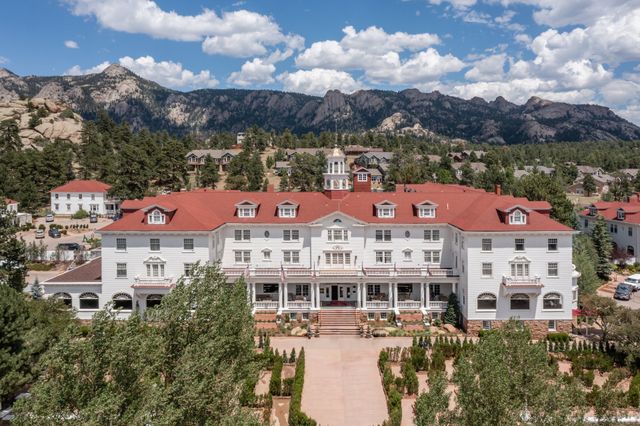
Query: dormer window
617 209 625 221
414 200 438 218
149 210 165 224
277 201 298 218
375 201 396 218
509 210 526 225
235 200 258 218
589 206 597 216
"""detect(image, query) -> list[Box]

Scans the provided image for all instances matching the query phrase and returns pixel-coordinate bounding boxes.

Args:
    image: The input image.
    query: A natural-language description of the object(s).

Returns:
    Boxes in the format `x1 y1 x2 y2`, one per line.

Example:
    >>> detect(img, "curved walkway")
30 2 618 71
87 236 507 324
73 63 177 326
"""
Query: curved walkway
271 336 412 426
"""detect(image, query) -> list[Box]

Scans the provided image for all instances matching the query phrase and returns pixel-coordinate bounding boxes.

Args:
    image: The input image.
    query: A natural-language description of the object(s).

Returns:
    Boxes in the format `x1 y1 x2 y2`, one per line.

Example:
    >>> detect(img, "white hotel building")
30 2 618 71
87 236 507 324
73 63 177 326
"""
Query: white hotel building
43 149 579 337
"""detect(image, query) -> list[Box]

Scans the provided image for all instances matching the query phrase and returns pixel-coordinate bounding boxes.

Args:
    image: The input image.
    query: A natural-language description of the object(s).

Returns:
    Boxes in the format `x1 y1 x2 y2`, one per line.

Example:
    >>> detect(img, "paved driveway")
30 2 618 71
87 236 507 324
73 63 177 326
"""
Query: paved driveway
271 336 412 426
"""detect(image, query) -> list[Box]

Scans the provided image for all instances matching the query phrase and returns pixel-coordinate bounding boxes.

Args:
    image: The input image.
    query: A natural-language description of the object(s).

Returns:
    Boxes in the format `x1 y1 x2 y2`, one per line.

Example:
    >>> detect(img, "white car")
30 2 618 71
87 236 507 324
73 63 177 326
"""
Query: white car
623 274 640 291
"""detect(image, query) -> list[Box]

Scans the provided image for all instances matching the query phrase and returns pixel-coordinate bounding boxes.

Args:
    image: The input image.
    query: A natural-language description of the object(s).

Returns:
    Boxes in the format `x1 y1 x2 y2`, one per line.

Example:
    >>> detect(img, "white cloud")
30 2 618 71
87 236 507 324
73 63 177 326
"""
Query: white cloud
228 58 276 86
340 26 440 54
65 56 218 89
464 54 507 82
64 40 79 49
277 68 364 96
64 0 303 57
429 0 477 10
364 48 465 85
0 56 8 65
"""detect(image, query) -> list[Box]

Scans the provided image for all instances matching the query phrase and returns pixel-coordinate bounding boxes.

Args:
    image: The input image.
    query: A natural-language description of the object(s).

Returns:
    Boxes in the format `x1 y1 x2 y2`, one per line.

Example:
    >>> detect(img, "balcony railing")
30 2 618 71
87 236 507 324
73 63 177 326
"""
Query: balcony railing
254 268 280 277
254 301 279 310
287 301 312 309
428 301 448 311
222 266 459 280
502 275 543 287
366 300 390 309
317 269 360 277
132 276 175 288
398 300 422 309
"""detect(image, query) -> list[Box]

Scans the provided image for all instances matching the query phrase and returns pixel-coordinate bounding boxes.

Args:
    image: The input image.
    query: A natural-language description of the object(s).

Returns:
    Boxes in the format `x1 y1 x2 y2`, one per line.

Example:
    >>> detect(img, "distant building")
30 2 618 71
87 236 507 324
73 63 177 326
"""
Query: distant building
186 149 242 172
236 132 246 146
448 150 486 162
451 162 487 179
275 161 292 176
3 197 31 226
343 145 384 155
514 165 556 179
50 180 118 216
354 152 394 168
284 148 332 161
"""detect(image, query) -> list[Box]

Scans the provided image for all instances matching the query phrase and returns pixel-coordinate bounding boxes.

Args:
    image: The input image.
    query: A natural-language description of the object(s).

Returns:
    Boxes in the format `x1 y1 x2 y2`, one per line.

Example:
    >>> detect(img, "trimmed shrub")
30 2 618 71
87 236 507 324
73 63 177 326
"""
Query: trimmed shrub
290 347 297 363
628 374 640 407
289 348 316 425
547 332 570 343
478 329 498 338
72 209 90 219
269 356 283 396
402 362 419 395
431 346 445 371
410 345 427 371
282 377 294 397
386 388 402 426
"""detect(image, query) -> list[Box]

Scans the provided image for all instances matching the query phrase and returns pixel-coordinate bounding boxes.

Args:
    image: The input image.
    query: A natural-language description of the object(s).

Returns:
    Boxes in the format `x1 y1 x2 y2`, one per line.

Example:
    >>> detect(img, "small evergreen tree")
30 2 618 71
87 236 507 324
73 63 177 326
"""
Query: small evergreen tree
444 293 460 326
591 216 613 280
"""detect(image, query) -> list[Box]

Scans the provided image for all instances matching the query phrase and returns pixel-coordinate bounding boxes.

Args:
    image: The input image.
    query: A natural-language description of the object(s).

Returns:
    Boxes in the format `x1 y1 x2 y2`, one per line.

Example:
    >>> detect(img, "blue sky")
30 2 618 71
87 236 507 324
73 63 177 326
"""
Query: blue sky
2 0 640 123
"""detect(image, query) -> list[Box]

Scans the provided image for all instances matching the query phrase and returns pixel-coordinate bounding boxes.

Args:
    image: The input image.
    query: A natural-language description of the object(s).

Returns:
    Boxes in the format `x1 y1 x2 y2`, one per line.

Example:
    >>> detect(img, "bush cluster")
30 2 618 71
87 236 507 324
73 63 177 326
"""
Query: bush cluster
289 348 316 425
71 209 90 219
269 355 283 396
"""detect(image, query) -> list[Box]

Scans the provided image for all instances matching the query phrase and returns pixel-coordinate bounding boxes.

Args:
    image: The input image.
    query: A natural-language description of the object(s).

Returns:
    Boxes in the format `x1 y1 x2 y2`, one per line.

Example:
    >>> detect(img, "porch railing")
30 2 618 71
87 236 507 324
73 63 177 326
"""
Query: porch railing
223 266 459 279
287 301 312 309
398 300 422 309
254 301 279 310
366 300 390 309
428 301 448 311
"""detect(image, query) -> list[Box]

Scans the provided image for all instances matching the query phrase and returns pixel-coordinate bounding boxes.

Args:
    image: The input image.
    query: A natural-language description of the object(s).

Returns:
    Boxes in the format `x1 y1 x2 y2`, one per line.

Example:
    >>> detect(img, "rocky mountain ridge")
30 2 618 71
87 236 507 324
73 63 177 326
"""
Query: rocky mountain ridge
1 64 639 144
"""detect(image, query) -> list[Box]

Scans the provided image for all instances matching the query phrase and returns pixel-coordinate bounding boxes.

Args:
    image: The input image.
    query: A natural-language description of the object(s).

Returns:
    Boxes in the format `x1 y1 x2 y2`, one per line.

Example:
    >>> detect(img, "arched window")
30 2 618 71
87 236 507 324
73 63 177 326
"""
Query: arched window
112 293 133 310
477 293 497 310
510 293 530 310
79 292 99 310
543 293 562 310
628 246 635 257
146 294 163 309
149 210 165 224
509 210 526 225
53 292 72 307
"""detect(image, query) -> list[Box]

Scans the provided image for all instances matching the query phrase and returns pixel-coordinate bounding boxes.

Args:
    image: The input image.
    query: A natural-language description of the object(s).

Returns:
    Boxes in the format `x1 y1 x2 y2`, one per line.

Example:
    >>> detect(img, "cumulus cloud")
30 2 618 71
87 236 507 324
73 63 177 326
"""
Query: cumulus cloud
64 40 79 49
65 56 218 89
228 58 276 86
429 0 477 10
464 54 506 82
64 0 303 57
277 68 365 96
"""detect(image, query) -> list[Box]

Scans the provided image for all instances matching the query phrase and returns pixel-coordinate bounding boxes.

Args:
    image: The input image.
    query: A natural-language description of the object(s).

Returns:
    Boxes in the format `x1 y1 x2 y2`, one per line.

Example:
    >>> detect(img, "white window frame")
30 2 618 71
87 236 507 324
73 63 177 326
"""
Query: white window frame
509 210 526 225
149 238 160 252
375 250 392 264
377 207 395 218
477 293 497 311
547 262 559 277
238 207 256 218
234 229 251 241
481 262 493 277
324 251 351 266
481 238 492 252
262 249 271 261
116 238 127 251
116 263 127 278
149 210 165 224
403 249 412 261
278 207 296 218
543 292 563 310
357 173 368 182
375 229 392 242
328 229 348 242
547 320 557 331
183 238 194 251
418 207 436 218
145 261 165 278
515 238 525 251
423 229 440 241
423 250 441 264
234 250 251 264
547 238 558 251
283 229 300 241
283 250 300 264
510 261 530 277
184 263 194 277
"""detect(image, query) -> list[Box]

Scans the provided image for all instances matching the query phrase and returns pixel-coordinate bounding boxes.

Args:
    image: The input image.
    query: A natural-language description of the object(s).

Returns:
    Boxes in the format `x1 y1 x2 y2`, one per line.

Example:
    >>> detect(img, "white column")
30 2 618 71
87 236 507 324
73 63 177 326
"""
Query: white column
251 282 256 304
420 282 425 308
283 283 288 309
426 283 431 309
453 282 457 295
278 282 283 309
391 282 397 309
316 283 321 309
356 282 361 309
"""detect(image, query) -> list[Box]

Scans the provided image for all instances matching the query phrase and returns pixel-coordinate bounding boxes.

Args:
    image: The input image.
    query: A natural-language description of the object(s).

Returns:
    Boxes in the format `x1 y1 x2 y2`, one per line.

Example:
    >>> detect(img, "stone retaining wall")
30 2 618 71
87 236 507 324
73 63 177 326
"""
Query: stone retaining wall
463 318 572 339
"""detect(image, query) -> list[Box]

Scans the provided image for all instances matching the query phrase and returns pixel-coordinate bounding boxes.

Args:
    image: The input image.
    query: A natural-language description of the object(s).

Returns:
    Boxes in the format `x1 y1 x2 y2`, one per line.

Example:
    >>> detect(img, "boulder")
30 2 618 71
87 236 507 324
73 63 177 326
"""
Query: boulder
372 328 389 337
30 97 46 107
443 324 458 333
45 99 61 113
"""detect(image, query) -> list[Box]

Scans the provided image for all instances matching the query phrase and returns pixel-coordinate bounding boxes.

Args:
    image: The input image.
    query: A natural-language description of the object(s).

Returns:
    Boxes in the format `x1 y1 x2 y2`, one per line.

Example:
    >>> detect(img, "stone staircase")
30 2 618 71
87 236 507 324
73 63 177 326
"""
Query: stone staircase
318 309 360 335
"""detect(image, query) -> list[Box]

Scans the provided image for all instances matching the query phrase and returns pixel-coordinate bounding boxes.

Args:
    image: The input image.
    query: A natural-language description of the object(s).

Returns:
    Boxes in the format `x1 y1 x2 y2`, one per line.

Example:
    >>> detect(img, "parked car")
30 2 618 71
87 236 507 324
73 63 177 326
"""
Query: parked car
623 274 640 291
35 229 45 239
614 283 633 301
57 242 81 251
45 212 54 222
48 228 61 238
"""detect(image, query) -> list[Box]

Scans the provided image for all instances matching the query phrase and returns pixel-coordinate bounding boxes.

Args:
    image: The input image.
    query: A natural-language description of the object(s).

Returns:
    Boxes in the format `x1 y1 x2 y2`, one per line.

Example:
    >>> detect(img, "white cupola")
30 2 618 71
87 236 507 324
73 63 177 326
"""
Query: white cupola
323 146 350 198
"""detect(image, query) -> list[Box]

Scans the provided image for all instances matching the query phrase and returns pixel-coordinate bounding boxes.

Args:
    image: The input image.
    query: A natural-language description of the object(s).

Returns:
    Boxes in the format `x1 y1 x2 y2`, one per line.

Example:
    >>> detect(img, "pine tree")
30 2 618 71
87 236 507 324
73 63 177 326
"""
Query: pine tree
110 144 152 200
279 173 290 192
591 216 613 280
199 155 220 188
31 278 43 299
444 293 460 326
582 174 597 196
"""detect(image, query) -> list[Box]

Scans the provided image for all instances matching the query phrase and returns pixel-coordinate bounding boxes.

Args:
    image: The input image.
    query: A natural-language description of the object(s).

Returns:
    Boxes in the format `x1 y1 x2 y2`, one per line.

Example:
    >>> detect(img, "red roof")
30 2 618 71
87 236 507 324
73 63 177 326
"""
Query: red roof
4 198 17 205
101 183 571 233
579 195 640 224
50 180 111 193
45 258 102 283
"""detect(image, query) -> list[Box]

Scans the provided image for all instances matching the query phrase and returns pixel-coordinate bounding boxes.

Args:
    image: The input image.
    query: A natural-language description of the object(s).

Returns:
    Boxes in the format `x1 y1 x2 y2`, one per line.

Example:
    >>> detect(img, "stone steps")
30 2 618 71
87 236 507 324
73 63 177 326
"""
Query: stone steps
318 310 360 336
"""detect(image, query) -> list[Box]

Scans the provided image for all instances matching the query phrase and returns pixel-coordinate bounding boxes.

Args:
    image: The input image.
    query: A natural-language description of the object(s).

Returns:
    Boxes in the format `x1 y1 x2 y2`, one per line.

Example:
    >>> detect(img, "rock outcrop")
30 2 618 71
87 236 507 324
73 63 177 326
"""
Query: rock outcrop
0 98 83 148
1 65 639 144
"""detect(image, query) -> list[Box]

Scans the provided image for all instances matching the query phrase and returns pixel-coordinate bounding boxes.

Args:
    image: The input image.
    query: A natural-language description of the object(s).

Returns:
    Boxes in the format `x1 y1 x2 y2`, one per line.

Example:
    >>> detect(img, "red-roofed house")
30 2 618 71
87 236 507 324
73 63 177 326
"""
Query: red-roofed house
50 180 119 216
46 149 579 338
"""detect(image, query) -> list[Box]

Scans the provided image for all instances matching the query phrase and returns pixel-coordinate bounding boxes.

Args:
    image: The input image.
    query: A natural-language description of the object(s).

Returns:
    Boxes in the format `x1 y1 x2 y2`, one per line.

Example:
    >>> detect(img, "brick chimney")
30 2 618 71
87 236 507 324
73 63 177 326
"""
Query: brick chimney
353 168 372 192
266 184 275 193
494 184 502 196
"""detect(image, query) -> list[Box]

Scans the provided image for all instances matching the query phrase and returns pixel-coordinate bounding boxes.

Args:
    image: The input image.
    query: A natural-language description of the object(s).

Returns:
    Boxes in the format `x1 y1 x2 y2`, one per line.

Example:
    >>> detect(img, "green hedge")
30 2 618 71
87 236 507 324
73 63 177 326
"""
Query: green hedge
546 332 570 343
269 356 283 396
289 348 316 426
72 209 90 219
628 374 640 407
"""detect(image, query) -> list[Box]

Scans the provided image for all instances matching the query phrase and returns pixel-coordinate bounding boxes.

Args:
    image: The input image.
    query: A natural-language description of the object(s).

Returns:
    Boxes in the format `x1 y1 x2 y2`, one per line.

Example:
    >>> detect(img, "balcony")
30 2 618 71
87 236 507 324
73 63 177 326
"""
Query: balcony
285 268 314 277
364 268 392 277
287 301 312 309
254 300 279 310
366 300 390 309
254 268 280 277
501 275 544 294
317 269 360 277
398 300 422 309
428 301 448 311
132 276 175 289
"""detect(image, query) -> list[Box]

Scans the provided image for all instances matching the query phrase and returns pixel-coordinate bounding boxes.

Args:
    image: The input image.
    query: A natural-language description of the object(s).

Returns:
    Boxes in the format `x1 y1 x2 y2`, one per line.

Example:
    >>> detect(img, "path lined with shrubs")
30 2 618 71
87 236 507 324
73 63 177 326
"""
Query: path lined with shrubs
271 336 412 426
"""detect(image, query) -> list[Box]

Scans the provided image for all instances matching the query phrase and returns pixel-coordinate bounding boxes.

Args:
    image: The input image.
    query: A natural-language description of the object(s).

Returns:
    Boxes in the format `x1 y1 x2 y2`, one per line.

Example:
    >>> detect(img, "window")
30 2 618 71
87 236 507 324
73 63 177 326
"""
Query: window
183 238 194 250
295 284 309 297
367 312 375 321
264 230 270 238
418 207 436 218
53 292 72 307
78 194 83 200
234 229 251 241
589 206 597 216
515 238 525 251
66 193 70 200
548 320 557 331
66 204 71 211
184 263 194 277
147 294 163 309
477 293 497 310
91 194 95 201
283 250 300 264
112 293 132 310
357 173 368 182
398 284 413 293
548 262 559 277
584 219 589 228
54 193 59 199
79 292 99 310
146 262 165 277
482 320 492 330
380 312 388 320
237 206 256 217
278 207 296 218
481 263 493 277
302 312 309 320
324 252 351 266
617 209 625 220
481 238 492 251
263 249 271 261
430 284 441 298
150 238 160 251
367 284 381 295
149 210 165 224
283 229 300 241
629 227 633 237
424 229 440 241
404 230 410 239
403 250 412 261
377 206 395 218
423 250 441 264
116 238 127 251
116 263 127 278
510 262 530 277
78 204 83 211
263 284 278 293
54 203 59 211
548 238 558 251
328 229 348 241
375 230 392 242
509 210 526 224
510 293 530 310
543 293 562 309
628 246 635 257
234 250 251 263
610 223 618 233
376 251 392 264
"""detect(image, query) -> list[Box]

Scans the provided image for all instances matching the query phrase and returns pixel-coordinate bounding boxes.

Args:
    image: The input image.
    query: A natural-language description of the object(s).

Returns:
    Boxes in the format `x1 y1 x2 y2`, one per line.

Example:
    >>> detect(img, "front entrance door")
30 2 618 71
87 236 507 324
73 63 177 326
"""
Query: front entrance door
331 285 339 300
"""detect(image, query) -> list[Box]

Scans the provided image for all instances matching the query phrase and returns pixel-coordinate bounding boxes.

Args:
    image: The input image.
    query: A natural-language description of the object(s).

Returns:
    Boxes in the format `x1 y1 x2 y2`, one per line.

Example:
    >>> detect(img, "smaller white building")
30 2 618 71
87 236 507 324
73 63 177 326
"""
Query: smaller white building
50 180 117 216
